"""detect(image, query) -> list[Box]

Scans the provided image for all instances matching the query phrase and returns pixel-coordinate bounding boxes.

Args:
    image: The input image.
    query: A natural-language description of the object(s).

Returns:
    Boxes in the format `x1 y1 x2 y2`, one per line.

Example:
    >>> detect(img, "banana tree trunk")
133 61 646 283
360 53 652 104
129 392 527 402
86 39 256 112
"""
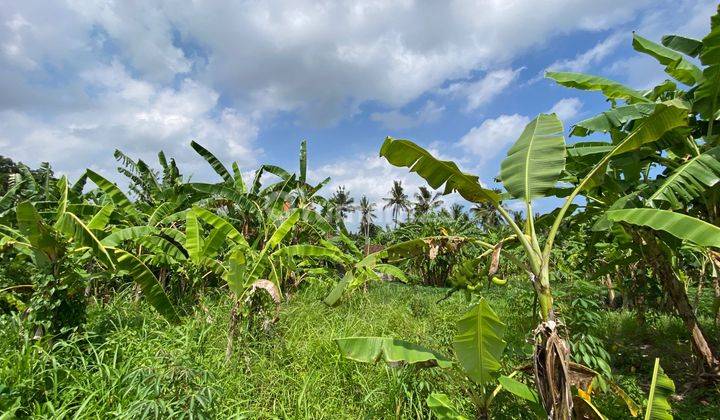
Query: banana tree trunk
531 270 573 419
714 274 720 327
225 298 241 362
647 235 720 376
710 252 720 327
604 274 617 308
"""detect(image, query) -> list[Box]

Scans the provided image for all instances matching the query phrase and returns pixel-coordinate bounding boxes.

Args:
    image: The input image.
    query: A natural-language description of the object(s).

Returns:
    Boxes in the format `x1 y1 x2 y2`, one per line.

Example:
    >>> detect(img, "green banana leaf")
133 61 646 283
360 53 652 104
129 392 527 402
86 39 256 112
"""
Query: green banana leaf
192 206 246 245
650 146 720 208
299 139 307 184
335 336 453 368
112 248 180 324
266 209 301 249
379 137 500 204
190 140 233 183
148 202 177 226
86 170 142 223
185 211 204 264
545 71 650 103
606 208 720 248
323 271 353 306
273 244 348 264
55 211 115 269
570 104 656 137
632 33 702 85
500 113 566 201
644 358 675 420
87 204 115 230
426 393 468 420
453 298 506 385
661 35 702 57
498 375 546 417
16 201 62 266
101 226 155 247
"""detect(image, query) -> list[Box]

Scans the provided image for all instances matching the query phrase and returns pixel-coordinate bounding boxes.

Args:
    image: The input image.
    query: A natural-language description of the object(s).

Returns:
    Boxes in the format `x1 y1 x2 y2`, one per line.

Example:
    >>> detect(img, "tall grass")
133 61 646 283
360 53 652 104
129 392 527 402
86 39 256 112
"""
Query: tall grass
1 281 718 418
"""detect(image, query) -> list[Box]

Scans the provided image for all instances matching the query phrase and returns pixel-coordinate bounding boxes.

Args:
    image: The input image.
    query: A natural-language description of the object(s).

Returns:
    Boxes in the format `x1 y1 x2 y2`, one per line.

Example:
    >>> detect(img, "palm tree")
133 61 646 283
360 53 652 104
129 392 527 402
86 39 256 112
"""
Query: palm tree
469 188 502 231
358 195 376 254
329 186 355 220
470 201 500 231
383 180 410 228
449 203 467 221
413 186 443 216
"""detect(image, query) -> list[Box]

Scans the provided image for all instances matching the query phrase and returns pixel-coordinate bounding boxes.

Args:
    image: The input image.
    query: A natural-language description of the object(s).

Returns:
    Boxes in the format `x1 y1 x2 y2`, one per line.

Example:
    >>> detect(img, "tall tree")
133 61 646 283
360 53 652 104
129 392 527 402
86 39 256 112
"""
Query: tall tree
470 199 500 231
329 186 355 219
383 180 410 227
449 203 467 221
358 195 376 254
413 186 443 216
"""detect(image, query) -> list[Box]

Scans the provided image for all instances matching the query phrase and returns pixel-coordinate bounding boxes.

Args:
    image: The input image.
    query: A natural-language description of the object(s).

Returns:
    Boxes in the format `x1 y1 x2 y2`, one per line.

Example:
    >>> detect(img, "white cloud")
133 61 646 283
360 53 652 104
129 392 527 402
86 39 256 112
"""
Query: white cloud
0 0 706 183
547 97 583 121
0 61 259 181
370 100 444 130
68 1 192 83
545 33 624 74
458 114 530 161
442 68 521 112
556 0 717 89
2 1 655 123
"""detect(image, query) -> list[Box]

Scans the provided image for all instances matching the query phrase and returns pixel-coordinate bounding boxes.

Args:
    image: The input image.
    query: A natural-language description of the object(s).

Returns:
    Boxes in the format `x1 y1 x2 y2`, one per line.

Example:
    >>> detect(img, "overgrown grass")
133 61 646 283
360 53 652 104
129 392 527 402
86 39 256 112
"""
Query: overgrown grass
1 280 718 418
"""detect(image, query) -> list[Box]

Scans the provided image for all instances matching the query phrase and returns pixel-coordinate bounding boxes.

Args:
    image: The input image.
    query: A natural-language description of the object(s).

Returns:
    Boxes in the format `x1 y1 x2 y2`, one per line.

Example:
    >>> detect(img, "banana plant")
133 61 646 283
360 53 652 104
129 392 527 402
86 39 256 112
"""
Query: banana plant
600 208 720 374
222 207 333 359
644 358 675 420
334 298 548 418
545 8 720 376
320 234 493 307
379 94 687 415
0 176 179 335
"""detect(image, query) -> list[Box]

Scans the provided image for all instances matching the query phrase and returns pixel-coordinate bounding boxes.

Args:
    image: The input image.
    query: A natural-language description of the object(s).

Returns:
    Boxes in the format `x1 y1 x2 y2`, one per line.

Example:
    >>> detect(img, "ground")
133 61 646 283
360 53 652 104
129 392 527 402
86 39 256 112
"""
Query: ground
1 280 718 418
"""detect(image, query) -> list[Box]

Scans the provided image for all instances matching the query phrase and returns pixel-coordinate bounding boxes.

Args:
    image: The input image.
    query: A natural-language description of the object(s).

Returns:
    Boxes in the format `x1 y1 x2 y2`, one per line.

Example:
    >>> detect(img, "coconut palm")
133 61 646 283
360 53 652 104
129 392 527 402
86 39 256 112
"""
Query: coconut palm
383 180 410 227
470 191 501 231
358 195 376 254
449 203 468 222
413 186 443 216
329 186 355 220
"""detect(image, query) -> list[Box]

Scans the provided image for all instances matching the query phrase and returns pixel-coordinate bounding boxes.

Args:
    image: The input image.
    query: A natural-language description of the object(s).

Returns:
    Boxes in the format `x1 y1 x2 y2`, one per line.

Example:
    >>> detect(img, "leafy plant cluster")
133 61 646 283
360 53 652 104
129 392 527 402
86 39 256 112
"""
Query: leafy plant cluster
2 5 720 419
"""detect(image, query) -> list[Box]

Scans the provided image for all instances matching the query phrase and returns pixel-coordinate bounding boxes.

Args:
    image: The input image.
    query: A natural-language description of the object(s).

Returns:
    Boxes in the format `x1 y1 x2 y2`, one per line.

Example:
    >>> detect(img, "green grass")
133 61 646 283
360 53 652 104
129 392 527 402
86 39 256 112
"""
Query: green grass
1 280 718 419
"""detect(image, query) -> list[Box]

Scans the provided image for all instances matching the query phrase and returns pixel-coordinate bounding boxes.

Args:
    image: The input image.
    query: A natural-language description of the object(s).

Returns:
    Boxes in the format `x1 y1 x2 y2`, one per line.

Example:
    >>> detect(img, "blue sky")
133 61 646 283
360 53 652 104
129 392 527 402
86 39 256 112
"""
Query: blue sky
0 0 716 227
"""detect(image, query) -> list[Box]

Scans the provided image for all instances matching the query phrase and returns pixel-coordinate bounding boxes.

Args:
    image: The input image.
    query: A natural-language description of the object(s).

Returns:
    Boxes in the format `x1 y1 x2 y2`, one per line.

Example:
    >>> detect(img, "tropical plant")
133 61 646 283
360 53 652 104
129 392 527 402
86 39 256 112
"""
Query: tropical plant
358 195 376 254
384 180 411 227
543 8 720 375
0 176 179 336
335 299 537 418
327 185 355 226
413 186 444 216
379 93 693 415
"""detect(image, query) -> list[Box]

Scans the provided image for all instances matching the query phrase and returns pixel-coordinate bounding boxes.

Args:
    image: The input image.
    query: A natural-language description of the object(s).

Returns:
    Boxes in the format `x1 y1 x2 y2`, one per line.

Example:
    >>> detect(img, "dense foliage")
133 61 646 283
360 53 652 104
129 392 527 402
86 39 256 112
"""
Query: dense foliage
3 7 720 419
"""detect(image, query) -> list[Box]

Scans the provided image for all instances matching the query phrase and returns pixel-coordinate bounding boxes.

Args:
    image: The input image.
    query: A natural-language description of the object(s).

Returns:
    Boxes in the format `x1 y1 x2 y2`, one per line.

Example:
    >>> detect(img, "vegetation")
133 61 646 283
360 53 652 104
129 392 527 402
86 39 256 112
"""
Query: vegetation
2 7 720 419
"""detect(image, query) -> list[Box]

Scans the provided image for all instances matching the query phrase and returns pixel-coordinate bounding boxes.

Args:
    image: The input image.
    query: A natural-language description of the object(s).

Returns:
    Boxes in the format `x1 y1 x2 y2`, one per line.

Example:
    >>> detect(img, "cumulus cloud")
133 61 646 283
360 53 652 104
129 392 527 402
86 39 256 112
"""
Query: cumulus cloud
547 97 583 121
0 61 259 181
458 114 531 162
1 0 700 187
545 33 624 74
2 1 653 120
442 68 522 112
545 0 716 88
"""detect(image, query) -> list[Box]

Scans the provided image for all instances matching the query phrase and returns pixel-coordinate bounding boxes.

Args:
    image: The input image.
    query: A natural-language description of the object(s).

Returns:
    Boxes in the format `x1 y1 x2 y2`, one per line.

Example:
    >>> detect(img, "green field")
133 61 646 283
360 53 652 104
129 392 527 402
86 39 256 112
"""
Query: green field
4 5 720 419
2 280 718 418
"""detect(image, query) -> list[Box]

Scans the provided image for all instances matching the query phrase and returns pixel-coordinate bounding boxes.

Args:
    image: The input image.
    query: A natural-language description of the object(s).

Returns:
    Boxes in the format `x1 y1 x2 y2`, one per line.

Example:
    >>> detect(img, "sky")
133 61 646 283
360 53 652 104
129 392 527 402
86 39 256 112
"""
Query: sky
0 0 717 228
